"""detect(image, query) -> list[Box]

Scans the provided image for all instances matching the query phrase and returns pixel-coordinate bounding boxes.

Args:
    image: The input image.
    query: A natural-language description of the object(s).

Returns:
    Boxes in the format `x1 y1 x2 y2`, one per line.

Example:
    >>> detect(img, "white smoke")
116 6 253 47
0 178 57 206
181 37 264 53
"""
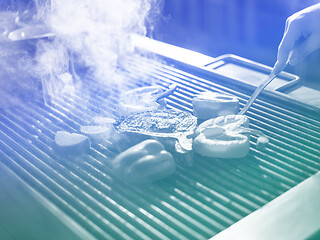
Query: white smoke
35 0 161 101
0 0 162 108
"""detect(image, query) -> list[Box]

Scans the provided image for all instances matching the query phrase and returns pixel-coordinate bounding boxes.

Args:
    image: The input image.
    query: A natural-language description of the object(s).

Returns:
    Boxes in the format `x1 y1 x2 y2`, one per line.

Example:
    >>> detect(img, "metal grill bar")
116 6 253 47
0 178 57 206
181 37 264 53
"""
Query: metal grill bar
128 58 320 154
0 109 185 238
2 103 222 239
0 55 319 239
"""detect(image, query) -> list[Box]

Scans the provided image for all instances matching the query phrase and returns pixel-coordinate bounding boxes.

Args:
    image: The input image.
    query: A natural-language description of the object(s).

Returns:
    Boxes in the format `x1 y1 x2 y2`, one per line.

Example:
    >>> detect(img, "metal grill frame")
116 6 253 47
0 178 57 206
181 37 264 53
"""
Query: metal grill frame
0 38 319 240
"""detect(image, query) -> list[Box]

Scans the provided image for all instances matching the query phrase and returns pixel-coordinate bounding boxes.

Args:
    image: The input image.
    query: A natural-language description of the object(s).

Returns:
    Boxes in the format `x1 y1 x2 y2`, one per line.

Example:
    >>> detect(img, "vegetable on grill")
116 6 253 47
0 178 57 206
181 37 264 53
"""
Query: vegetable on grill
192 91 239 120
54 131 90 155
193 115 269 158
112 139 176 184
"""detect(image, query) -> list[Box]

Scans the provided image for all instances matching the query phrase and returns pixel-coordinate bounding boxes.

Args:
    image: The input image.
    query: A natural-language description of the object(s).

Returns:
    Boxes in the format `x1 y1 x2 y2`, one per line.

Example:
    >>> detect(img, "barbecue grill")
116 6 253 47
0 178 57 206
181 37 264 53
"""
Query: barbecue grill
1 36 320 240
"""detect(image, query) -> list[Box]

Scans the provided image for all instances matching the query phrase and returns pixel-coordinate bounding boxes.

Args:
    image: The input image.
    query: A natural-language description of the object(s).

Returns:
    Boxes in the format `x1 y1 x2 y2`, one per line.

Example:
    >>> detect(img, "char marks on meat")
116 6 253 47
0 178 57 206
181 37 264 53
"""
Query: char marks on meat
114 109 197 134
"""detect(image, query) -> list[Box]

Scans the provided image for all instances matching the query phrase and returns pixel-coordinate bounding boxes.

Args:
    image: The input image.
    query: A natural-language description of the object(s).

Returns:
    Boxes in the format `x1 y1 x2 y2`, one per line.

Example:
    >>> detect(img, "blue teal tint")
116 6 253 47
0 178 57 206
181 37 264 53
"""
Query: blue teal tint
154 0 320 88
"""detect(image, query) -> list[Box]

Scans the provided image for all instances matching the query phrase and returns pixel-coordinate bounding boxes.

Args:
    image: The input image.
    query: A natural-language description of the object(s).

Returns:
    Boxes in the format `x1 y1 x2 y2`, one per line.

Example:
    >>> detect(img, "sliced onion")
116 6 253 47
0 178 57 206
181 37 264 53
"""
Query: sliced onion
193 115 269 158
193 125 250 158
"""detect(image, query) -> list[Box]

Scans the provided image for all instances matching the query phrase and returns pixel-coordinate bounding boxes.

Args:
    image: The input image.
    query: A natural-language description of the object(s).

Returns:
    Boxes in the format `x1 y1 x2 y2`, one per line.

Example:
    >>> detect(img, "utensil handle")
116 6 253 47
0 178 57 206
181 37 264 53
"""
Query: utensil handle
238 72 277 115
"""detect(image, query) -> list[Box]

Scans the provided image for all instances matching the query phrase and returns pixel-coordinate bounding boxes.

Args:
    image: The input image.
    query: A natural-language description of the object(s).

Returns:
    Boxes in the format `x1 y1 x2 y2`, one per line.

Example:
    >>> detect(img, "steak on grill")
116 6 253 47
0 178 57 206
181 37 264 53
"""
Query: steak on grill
114 109 197 136
114 109 197 166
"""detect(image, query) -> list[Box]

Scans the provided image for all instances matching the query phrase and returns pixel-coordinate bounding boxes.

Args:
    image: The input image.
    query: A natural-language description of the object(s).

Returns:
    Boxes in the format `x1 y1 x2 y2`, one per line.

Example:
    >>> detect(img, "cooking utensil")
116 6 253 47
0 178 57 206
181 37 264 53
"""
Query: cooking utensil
238 67 284 115
7 24 54 41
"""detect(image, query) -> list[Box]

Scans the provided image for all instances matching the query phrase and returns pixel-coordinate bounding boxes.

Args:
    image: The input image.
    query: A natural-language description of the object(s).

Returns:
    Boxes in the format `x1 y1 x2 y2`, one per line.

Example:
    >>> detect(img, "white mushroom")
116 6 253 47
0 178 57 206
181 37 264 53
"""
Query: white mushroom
192 92 239 120
54 131 90 155
80 125 113 143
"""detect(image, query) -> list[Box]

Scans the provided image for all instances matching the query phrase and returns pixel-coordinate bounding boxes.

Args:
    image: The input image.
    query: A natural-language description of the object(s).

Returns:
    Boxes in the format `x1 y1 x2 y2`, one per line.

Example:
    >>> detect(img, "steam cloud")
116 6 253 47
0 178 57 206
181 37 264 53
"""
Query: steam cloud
0 0 161 106
37 0 161 101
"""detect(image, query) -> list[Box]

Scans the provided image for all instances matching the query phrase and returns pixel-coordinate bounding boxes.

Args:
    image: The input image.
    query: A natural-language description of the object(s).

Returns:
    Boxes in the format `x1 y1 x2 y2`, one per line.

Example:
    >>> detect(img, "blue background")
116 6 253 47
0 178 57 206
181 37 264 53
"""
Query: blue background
153 0 320 89
1 0 320 89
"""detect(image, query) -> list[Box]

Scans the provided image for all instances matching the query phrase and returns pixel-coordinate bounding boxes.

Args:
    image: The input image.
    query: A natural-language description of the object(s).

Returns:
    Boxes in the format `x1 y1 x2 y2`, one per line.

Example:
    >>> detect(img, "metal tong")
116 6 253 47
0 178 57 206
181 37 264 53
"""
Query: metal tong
238 66 285 115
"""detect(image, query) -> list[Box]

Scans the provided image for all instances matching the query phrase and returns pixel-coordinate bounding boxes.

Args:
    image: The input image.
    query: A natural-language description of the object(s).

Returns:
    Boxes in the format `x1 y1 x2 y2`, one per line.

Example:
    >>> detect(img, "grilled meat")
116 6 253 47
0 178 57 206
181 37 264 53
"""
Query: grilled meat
114 109 197 135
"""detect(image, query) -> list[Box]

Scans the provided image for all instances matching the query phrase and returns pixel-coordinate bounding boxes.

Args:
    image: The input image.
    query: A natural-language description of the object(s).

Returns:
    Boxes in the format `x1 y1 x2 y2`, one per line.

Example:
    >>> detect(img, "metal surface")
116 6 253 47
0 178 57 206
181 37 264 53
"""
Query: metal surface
212 171 320 240
0 55 320 239
205 54 299 92
0 161 94 240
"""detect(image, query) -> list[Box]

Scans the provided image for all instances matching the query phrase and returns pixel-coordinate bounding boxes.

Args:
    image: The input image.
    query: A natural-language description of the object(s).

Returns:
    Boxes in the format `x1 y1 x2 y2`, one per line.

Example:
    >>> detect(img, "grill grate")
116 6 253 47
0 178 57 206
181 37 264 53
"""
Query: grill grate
0 55 319 239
